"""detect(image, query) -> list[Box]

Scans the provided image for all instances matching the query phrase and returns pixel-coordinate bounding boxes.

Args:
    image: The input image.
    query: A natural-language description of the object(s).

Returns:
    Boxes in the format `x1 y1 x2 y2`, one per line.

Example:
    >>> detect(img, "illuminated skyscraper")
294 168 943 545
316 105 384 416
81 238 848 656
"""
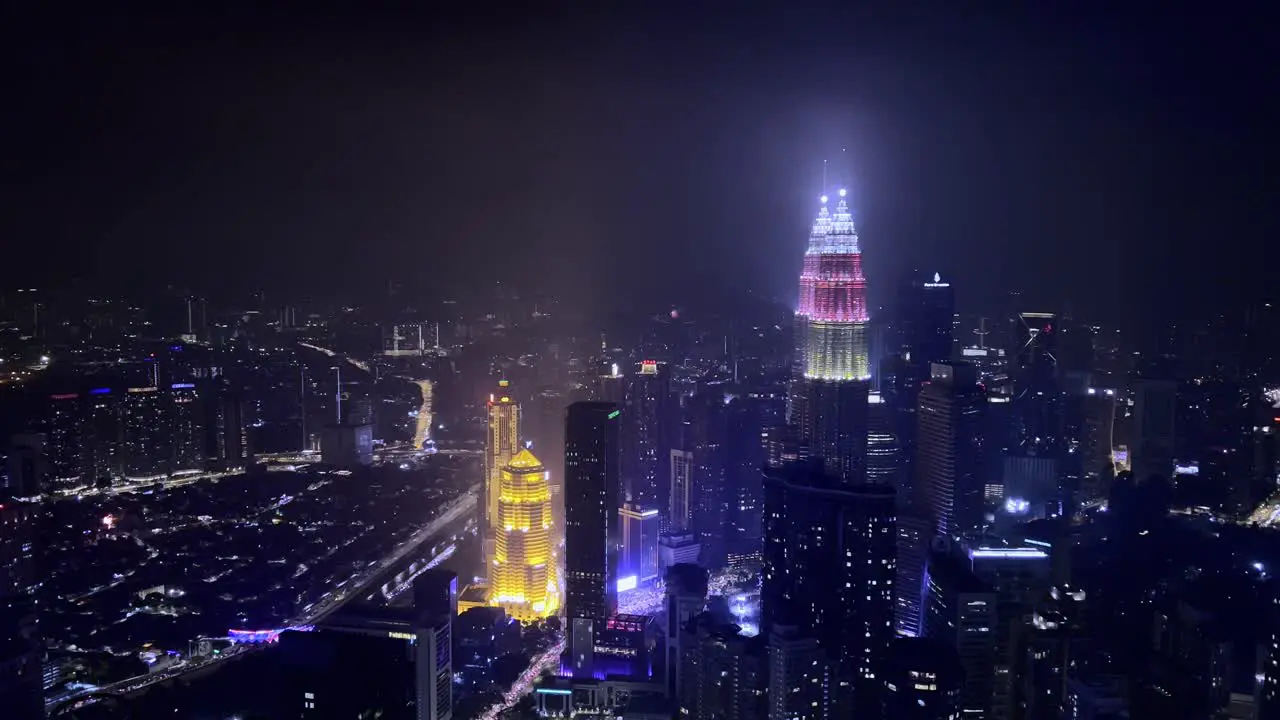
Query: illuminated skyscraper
490 448 558 622
484 380 520 571
793 190 874 484
796 189 870 382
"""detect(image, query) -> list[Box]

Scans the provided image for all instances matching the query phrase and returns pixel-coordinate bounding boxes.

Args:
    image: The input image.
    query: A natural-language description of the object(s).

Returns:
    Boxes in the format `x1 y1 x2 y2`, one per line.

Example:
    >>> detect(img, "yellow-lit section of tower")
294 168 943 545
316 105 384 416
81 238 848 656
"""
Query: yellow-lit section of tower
490 448 559 622
484 380 520 571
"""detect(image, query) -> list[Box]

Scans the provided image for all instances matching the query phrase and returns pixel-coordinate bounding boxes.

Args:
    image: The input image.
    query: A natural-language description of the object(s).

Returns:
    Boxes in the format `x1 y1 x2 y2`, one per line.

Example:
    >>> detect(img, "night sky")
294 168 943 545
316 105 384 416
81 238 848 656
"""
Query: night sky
5 6 1278 322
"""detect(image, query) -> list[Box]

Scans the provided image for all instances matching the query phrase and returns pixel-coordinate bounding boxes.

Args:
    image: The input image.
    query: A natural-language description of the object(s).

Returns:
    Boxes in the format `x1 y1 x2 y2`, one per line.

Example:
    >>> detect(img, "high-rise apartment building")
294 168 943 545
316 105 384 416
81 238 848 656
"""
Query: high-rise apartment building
41 392 84 487
122 385 169 478
490 449 557 622
484 380 520 572
767 624 831 720
762 460 896 715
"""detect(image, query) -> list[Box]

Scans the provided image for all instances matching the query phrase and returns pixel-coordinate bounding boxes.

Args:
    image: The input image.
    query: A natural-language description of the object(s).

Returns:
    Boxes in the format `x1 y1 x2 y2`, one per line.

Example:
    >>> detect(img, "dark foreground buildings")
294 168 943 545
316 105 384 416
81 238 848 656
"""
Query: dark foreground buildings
762 459 896 716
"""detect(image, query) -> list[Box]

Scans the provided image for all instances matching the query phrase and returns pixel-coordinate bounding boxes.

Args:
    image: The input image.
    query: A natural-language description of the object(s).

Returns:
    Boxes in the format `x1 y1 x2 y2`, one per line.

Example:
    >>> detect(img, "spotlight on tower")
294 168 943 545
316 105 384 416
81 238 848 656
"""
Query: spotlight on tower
838 188 847 198
820 195 829 204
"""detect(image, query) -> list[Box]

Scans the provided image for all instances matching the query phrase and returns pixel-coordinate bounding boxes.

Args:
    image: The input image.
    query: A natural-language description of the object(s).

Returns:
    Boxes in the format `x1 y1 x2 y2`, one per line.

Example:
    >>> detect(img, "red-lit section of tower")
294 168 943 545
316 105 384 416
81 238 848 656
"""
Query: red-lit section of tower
796 190 870 380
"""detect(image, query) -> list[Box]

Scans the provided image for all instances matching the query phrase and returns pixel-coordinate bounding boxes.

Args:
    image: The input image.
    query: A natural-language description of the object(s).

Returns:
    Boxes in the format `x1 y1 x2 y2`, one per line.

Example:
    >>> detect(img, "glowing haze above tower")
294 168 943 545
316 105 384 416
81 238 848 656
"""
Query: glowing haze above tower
796 189 871 380
490 448 559 622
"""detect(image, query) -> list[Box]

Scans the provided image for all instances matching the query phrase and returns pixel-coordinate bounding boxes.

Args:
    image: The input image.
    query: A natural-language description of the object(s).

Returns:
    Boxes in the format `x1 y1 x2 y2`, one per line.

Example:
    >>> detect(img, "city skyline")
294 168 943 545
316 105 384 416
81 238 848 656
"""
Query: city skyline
5 5 1280 719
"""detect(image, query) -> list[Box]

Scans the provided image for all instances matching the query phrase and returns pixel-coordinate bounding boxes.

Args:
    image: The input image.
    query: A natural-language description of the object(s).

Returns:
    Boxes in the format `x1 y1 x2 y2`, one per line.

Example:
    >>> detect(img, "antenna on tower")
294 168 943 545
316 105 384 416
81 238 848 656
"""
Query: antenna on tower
822 159 828 197
974 317 990 350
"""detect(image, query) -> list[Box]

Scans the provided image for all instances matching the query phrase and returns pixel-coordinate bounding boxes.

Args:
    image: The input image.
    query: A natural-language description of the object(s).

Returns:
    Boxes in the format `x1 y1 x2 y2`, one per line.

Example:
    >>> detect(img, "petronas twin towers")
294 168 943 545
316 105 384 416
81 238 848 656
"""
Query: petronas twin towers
790 187 873 483
795 188 871 382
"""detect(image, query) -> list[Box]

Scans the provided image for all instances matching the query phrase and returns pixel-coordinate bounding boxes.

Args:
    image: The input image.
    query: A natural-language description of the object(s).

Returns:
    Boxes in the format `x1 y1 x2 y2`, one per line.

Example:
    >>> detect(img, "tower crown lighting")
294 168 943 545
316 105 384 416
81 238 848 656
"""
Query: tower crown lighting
796 188 870 381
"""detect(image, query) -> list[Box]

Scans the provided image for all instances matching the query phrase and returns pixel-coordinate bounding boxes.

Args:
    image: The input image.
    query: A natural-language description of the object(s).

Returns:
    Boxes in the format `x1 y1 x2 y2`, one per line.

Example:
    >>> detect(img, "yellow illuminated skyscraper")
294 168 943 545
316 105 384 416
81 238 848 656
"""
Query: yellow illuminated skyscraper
484 380 520 571
490 448 559 621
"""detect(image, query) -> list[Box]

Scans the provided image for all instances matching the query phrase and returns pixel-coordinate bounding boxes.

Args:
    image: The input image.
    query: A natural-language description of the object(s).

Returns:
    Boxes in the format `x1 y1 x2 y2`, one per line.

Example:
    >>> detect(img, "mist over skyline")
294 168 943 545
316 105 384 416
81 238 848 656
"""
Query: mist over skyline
6 6 1278 323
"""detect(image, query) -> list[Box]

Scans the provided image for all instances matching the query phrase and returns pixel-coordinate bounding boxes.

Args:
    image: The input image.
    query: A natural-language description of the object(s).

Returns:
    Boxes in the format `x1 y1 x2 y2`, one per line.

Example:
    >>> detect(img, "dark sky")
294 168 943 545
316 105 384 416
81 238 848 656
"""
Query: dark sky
5 5 1278 321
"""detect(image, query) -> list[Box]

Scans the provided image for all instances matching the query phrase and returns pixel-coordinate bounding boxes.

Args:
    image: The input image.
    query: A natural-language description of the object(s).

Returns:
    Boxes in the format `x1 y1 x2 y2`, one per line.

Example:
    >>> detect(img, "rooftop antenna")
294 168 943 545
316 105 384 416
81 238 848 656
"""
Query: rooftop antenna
822 159 828 197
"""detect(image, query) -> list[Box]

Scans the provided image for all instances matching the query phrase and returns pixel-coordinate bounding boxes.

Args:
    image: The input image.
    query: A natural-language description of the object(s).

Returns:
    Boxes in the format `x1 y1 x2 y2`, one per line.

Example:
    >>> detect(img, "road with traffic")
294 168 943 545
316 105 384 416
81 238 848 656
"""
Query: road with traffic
50 488 478 713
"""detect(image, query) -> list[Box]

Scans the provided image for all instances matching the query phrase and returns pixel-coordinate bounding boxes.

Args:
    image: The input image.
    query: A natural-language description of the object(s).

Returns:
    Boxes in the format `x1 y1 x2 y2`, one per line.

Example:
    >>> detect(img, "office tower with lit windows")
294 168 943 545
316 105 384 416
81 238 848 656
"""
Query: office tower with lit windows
894 512 933 637
490 449 558 622
414 570 458 720
623 360 675 512
867 394 901 486
762 459 896 715
564 402 621 676
669 449 694 532
688 389 730 568
725 395 766 564
618 503 660 589
917 362 988 536
484 380 520 572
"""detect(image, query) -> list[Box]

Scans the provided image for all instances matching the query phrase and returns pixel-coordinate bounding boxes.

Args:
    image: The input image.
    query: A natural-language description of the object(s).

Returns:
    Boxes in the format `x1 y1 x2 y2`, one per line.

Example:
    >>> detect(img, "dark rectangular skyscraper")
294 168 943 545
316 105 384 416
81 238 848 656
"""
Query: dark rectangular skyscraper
900 271 955 369
917 362 988 536
564 402 621 623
